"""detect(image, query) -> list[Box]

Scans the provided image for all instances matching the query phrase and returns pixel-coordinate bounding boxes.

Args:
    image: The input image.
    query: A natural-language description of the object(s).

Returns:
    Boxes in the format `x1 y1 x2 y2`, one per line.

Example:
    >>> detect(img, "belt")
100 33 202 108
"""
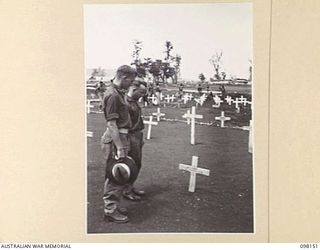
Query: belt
119 128 129 134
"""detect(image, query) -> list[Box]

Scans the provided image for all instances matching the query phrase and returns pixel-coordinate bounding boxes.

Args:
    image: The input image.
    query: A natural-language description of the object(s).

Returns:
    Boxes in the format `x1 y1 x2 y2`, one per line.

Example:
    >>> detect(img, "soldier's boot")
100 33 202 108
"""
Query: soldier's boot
104 209 129 223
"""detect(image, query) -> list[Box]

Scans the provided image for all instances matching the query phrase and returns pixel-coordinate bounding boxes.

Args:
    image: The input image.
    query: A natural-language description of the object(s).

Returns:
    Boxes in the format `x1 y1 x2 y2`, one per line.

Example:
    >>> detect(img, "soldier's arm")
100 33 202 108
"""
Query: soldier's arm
104 93 127 158
107 120 126 158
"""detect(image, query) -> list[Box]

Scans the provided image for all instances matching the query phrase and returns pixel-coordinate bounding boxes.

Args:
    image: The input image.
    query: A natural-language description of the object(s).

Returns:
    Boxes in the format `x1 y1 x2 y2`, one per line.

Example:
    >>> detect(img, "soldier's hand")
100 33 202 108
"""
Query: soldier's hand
116 147 126 159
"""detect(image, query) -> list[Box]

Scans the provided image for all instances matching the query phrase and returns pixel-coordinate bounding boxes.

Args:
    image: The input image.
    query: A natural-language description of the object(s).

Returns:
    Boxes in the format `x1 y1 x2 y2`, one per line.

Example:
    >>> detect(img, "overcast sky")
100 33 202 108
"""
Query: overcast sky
84 3 252 80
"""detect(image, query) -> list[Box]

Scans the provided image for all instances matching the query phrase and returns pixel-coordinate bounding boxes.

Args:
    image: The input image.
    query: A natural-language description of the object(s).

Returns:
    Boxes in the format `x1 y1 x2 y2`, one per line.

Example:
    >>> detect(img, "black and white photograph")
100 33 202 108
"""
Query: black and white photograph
85 3 253 233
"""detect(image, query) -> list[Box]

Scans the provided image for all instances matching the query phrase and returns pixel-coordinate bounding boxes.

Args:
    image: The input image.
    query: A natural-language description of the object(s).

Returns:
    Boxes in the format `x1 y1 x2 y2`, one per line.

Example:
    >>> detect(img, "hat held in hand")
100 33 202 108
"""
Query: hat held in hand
106 156 138 185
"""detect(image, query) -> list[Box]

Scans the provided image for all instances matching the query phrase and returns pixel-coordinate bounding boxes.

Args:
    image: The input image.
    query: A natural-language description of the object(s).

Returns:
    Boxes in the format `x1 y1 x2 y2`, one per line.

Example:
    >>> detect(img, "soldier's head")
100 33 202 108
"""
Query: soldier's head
127 78 147 101
113 65 137 90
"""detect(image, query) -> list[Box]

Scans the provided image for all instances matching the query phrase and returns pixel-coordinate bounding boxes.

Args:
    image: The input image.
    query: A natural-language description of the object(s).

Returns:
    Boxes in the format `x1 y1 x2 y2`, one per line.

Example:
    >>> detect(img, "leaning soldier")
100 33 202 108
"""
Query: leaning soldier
122 78 148 201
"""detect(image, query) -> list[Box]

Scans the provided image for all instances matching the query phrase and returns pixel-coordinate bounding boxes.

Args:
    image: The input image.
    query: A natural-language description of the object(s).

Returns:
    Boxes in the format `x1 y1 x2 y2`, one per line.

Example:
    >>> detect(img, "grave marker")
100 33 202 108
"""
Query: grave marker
86 100 94 114
233 98 241 113
183 106 203 145
215 111 231 128
182 109 191 125
249 120 253 153
143 116 158 140
179 156 210 192
165 95 171 103
152 108 165 122
213 95 223 108
169 95 176 102
225 96 233 105
242 120 253 153
148 95 158 105
239 95 247 103
182 94 189 104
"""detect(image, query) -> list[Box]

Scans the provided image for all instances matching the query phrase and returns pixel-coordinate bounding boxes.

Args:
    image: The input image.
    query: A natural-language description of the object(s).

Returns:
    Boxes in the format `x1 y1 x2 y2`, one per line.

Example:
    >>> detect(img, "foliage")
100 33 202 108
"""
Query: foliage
131 40 182 85
209 51 223 80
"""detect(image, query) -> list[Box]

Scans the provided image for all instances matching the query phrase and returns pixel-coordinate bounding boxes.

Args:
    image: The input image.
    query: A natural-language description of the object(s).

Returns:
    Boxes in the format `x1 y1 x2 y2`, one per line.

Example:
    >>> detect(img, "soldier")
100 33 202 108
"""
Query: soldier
197 82 203 96
154 82 161 106
101 65 137 223
219 84 226 99
123 78 147 201
95 81 107 110
178 82 184 99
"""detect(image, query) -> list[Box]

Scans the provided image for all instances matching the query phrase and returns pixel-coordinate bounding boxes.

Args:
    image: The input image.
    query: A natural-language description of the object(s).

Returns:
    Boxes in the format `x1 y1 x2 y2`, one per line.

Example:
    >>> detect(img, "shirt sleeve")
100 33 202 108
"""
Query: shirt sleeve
103 94 120 121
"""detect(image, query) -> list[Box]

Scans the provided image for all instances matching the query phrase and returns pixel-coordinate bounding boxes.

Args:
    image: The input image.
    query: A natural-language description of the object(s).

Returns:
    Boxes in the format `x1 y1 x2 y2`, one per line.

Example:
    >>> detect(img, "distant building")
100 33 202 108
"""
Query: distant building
209 78 249 85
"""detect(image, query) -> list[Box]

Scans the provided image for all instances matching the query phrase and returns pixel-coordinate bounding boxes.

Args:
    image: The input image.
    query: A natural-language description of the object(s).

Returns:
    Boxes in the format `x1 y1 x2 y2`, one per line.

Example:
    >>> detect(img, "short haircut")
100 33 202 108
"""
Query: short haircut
115 65 137 79
133 77 147 88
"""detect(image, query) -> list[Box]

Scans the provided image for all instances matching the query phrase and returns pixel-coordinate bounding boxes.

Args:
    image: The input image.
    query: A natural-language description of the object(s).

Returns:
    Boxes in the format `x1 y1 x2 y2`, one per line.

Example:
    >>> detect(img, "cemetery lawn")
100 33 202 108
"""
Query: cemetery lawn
87 106 253 233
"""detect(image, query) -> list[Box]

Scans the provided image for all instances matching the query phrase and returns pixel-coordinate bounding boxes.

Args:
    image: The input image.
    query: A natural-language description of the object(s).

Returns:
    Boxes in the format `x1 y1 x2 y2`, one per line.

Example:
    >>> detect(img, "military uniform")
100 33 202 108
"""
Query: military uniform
101 84 132 216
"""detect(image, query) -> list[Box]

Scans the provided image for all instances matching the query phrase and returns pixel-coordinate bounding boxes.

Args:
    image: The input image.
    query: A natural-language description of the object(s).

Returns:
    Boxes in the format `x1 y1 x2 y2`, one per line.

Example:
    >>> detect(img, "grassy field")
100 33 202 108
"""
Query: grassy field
87 103 253 233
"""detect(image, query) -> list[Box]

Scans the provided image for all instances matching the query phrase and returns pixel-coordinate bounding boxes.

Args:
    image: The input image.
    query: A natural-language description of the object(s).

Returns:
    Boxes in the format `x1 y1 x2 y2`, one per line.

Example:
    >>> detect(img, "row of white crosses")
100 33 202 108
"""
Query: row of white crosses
182 93 193 104
164 94 176 103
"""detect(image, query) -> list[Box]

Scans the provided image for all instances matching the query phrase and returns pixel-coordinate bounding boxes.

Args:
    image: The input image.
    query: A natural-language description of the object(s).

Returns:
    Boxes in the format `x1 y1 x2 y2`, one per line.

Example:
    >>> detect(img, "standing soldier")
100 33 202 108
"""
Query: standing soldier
197 82 203 96
95 81 107 110
178 82 184 99
101 65 137 223
123 78 148 201
154 82 161 106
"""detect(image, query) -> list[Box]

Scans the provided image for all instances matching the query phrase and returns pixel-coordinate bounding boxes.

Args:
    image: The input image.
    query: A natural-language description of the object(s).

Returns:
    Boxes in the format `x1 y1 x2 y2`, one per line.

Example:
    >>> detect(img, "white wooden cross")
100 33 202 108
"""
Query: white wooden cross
86 100 94 114
233 98 241 113
182 109 191 125
248 120 253 154
239 95 247 103
233 98 241 109
143 116 158 140
186 93 193 100
225 96 233 105
86 131 93 137
248 120 253 153
179 156 210 192
165 95 172 103
160 92 164 101
194 97 203 107
215 111 231 128
154 92 161 105
148 95 158 104
152 107 165 122
184 106 203 145
200 94 207 103
213 95 223 108
169 95 176 102
242 120 253 153
182 94 189 104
